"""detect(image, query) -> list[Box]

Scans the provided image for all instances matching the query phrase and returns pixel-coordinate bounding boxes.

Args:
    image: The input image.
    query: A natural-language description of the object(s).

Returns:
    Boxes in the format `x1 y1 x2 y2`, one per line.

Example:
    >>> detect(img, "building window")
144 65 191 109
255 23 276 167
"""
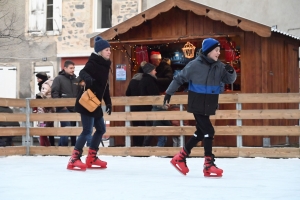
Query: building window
46 0 53 31
29 0 62 36
94 0 112 32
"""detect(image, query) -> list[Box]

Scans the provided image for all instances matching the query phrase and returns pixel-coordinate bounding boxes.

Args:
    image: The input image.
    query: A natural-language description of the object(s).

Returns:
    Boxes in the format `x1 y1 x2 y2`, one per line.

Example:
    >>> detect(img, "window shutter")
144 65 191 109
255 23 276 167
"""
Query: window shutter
29 0 46 35
29 0 37 32
52 0 62 35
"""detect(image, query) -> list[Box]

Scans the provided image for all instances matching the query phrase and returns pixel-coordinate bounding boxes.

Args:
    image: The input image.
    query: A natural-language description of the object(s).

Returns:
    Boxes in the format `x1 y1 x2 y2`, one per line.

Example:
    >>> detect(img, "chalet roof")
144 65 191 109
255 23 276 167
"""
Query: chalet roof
97 0 271 43
271 27 300 40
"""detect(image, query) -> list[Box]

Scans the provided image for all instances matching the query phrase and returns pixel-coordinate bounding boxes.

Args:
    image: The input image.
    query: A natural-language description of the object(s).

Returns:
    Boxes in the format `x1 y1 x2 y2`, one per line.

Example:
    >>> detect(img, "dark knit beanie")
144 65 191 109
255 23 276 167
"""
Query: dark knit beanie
36 72 48 81
202 38 220 56
142 63 156 74
94 36 110 53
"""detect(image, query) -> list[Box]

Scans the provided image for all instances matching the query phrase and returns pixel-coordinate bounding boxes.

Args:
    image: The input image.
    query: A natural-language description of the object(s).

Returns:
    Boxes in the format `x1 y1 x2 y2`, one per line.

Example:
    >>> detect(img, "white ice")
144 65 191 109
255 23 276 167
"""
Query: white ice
1 156 300 200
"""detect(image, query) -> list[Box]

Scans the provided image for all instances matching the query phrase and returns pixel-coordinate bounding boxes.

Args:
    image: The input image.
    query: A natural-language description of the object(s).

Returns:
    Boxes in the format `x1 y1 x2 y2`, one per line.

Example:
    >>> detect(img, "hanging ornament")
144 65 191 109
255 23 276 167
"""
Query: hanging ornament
182 42 196 58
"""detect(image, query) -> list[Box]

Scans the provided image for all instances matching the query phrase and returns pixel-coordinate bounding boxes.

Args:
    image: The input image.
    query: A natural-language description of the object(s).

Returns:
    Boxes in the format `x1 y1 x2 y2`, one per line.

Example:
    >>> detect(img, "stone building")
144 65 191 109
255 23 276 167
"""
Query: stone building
0 0 299 98
0 0 142 99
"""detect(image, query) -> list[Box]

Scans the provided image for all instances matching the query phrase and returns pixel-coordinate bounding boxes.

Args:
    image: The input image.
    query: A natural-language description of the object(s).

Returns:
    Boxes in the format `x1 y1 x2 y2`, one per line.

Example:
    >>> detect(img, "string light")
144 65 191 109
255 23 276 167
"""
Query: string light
110 36 238 72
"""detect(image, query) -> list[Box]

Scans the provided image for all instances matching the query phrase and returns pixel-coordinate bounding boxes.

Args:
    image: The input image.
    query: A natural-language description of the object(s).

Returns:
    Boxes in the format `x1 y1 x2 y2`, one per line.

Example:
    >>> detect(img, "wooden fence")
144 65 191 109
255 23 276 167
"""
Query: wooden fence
0 93 299 158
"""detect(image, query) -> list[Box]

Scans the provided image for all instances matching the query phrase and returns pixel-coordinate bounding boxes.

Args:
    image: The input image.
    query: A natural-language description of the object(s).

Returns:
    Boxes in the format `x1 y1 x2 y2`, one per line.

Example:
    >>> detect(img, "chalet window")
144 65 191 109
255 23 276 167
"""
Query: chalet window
29 0 62 36
94 0 112 32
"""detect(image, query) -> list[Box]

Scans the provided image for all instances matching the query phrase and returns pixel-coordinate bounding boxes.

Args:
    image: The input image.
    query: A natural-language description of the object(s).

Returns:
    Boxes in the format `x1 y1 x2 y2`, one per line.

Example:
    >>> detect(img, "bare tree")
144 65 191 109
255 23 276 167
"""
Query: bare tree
0 0 25 48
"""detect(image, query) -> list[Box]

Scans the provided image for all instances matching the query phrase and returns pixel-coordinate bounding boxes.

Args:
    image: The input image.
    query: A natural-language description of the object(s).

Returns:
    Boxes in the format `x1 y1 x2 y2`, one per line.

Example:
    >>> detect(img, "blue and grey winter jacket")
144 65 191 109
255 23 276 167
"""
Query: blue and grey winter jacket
166 54 236 115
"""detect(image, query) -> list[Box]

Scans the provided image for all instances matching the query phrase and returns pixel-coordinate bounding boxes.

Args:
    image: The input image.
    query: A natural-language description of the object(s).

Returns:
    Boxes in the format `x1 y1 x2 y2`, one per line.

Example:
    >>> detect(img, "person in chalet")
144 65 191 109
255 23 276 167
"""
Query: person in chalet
125 61 147 146
163 38 237 177
150 51 173 93
139 62 170 147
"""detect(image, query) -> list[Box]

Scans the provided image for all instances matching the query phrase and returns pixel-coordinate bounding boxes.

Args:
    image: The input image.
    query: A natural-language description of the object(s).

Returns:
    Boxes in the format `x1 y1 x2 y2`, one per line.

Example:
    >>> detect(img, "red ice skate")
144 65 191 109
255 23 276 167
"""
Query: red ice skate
170 148 189 175
67 149 87 171
203 154 223 177
86 148 107 169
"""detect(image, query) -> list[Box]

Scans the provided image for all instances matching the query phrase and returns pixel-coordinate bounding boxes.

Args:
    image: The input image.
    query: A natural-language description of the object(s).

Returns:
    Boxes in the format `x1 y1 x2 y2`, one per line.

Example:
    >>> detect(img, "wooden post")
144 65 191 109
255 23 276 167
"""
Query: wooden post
179 104 185 147
125 105 131 147
236 103 242 147
25 98 32 155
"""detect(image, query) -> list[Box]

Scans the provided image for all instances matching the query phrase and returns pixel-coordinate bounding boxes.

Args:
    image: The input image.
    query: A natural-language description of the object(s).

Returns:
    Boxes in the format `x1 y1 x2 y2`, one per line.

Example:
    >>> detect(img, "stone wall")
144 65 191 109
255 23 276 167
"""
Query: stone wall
112 0 141 26
56 0 93 55
57 0 141 56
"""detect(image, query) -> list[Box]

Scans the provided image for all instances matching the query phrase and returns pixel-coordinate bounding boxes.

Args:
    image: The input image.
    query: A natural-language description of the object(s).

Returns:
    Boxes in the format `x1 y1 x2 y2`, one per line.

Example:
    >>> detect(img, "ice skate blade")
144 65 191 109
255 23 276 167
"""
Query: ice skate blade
170 160 187 176
67 166 86 171
86 165 107 169
204 173 222 178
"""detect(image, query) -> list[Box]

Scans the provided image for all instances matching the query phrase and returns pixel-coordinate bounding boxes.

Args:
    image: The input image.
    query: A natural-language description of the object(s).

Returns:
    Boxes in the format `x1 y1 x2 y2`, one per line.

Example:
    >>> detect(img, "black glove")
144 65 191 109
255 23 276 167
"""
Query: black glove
106 104 112 115
225 64 234 74
163 94 171 105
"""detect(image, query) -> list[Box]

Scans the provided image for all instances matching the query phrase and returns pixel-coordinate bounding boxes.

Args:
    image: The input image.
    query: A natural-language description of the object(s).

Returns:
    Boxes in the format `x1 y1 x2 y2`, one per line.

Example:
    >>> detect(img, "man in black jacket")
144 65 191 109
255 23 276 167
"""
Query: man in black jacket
125 62 146 146
51 60 80 146
150 51 173 93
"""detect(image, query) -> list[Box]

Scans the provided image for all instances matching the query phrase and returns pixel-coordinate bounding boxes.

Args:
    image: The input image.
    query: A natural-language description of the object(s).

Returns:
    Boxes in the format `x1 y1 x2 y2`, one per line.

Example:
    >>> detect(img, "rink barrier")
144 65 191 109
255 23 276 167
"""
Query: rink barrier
0 93 299 158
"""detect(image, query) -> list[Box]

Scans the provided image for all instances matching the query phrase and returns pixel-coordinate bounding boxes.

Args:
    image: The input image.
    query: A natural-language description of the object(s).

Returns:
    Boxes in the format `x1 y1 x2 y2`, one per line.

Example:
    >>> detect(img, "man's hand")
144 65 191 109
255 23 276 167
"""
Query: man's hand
163 94 171 105
106 104 112 115
79 80 86 86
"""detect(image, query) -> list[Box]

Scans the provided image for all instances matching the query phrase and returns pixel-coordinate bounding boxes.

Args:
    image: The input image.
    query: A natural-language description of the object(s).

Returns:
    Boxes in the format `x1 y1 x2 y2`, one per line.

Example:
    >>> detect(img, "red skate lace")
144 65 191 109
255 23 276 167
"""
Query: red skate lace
71 157 82 163
90 151 99 162
71 152 82 163
204 157 219 169
179 151 188 166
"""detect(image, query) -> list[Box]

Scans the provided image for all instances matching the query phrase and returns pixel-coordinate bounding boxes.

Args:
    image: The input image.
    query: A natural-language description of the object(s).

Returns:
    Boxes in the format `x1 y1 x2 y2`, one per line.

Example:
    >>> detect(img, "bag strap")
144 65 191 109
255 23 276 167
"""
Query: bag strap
83 80 107 101
101 80 108 101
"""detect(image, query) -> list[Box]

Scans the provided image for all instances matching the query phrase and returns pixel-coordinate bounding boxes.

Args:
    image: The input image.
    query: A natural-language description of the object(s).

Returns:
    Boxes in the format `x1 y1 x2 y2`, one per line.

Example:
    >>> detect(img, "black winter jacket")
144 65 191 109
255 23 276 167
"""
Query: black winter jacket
139 73 160 111
152 106 172 127
74 53 112 118
126 73 143 112
51 70 80 111
156 61 173 93
51 70 79 99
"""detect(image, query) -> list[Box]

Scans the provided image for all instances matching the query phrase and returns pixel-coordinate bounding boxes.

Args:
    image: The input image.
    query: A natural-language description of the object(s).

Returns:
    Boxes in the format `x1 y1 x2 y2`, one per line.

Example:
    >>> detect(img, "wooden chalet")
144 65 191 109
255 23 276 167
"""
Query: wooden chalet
91 0 300 147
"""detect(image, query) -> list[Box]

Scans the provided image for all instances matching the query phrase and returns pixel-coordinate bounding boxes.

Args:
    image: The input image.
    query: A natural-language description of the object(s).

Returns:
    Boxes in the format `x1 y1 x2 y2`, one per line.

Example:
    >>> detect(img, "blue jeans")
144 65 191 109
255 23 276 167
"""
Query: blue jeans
157 136 167 147
75 113 106 151
58 109 71 146
58 109 92 146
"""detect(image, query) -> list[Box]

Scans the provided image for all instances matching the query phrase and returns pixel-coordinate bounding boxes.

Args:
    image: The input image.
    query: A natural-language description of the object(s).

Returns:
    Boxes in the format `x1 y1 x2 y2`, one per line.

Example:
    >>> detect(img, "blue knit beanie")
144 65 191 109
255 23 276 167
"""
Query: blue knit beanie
94 36 110 53
202 38 220 56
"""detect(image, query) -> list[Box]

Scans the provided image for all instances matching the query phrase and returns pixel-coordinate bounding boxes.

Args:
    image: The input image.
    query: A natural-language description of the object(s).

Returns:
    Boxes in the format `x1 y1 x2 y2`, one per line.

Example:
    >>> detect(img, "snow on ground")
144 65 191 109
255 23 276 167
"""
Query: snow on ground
0 156 299 200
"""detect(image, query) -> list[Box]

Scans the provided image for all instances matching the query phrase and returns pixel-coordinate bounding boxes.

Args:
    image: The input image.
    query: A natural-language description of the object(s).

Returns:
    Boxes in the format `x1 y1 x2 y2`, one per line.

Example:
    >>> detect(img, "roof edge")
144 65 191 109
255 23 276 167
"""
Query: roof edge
92 0 274 46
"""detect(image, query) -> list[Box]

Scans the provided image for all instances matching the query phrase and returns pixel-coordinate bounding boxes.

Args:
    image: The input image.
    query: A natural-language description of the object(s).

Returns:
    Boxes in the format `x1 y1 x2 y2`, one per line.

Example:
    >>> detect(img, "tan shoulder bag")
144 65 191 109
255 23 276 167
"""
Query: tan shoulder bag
79 81 107 112
79 87 100 112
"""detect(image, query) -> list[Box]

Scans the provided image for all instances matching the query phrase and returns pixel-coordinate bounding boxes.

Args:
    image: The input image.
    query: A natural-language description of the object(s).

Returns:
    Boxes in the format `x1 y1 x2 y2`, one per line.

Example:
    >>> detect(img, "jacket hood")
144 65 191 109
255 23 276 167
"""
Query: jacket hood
58 70 76 79
132 73 143 80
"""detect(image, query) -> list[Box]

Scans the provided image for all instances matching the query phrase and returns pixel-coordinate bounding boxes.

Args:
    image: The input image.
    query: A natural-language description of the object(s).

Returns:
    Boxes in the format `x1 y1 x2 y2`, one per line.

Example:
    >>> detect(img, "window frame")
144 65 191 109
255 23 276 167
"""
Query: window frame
28 0 62 36
93 0 111 33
